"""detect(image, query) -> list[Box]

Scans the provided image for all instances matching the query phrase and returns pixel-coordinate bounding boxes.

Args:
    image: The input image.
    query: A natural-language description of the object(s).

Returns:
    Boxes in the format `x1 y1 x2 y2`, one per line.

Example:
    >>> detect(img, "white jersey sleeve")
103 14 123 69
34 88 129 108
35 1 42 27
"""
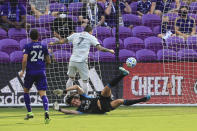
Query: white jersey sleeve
90 36 100 47
67 33 77 43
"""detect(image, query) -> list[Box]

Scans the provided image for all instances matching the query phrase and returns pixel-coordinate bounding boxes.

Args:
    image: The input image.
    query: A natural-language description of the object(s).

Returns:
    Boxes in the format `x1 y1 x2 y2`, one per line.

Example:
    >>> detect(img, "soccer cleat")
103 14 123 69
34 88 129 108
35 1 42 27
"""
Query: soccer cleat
24 112 34 120
53 89 63 96
119 67 129 76
44 112 51 124
145 94 151 101
53 102 60 111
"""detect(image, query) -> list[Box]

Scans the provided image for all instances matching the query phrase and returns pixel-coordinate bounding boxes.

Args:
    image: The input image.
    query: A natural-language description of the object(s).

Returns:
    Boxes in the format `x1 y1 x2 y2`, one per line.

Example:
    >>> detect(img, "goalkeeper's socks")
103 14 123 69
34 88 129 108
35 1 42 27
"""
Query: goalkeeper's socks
24 93 31 112
123 97 147 106
108 67 129 88
108 74 125 87
41 95 49 111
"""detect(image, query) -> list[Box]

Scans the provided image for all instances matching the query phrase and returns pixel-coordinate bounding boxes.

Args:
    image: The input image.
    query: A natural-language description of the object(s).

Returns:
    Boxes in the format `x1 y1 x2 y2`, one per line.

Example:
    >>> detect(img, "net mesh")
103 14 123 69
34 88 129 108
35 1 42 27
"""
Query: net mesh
1 0 197 106
26 0 105 104
161 0 197 104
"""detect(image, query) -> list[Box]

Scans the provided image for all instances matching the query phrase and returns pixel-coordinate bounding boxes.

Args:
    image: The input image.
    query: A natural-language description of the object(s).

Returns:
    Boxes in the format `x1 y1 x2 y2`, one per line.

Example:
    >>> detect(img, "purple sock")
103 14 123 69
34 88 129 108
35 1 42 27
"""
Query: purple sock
41 95 49 111
24 93 31 112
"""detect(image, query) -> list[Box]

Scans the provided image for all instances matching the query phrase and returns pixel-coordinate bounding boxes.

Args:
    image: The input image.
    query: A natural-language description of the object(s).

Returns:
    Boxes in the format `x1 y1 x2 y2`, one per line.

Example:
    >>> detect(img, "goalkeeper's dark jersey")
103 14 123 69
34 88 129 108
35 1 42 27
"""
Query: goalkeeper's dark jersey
76 94 105 114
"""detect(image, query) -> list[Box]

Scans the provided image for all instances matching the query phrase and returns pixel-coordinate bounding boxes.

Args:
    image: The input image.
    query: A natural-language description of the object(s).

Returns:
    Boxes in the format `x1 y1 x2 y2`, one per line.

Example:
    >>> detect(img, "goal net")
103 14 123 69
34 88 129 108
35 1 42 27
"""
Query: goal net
0 0 113 106
157 0 197 105
1 0 197 107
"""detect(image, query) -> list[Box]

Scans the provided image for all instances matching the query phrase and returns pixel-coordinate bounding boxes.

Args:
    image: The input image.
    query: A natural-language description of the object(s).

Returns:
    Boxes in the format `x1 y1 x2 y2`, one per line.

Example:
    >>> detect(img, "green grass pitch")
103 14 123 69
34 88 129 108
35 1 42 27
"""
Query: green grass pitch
0 106 197 131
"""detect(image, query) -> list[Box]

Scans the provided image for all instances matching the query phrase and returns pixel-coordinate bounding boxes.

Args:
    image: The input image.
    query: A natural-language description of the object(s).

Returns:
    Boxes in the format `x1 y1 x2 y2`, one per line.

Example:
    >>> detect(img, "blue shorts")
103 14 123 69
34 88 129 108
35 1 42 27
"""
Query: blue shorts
24 72 48 91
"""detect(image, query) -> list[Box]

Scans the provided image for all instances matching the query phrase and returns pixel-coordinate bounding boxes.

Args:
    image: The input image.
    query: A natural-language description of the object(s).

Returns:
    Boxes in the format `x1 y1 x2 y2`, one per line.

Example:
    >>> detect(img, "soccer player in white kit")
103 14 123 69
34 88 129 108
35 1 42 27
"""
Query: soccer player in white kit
50 25 114 94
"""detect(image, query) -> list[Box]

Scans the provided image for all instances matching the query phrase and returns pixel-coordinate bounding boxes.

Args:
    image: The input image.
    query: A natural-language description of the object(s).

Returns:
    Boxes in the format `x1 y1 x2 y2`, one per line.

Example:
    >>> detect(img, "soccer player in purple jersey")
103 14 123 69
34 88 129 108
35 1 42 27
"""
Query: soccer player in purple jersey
19 29 51 124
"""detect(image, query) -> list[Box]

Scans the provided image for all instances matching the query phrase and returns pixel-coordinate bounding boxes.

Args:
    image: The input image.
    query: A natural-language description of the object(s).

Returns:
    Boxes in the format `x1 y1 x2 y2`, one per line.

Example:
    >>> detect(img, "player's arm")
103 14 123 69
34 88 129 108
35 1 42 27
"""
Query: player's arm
19 54 28 77
150 1 156 14
175 0 180 10
96 45 115 54
65 85 84 95
49 38 68 45
45 55 51 64
60 109 82 115
191 18 196 36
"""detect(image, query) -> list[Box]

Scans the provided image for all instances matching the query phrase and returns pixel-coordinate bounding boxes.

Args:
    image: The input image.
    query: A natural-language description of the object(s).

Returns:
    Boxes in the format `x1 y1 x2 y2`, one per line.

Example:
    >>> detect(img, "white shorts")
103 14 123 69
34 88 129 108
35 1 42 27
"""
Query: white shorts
67 61 89 80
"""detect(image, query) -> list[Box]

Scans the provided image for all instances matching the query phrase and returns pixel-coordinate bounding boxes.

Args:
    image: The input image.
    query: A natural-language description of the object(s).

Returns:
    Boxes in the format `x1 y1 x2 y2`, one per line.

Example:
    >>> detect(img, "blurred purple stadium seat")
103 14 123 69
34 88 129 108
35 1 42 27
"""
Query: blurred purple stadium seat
136 49 157 62
122 14 141 27
10 51 23 63
8 28 27 41
68 2 83 16
153 26 161 36
38 15 56 28
0 39 20 54
75 26 84 32
124 37 144 52
157 49 177 61
132 26 153 40
26 15 37 27
187 36 197 51
88 52 95 62
50 2 67 12
94 51 115 62
67 15 78 23
93 26 112 41
0 51 10 63
53 50 71 62
166 36 186 51
0 28 7 40
130 2 138 15
103 37 124 50
178 49 197 61
142 14 161 28
144 36 163 52
119 49 135 62
112 26 132 40
190 2 197 14
19 38 31 50
32 28 51 40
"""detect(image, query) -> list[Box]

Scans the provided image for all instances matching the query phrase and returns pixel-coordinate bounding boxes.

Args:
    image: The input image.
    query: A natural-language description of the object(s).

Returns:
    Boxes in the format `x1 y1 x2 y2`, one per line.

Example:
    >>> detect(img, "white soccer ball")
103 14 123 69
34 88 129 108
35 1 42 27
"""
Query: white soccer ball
126 57 137 68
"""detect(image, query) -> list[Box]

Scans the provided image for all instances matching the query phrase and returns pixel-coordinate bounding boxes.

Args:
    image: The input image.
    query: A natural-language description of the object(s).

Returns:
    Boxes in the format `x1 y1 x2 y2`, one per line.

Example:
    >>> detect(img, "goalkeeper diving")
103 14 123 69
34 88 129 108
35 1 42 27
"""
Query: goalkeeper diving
50 25 114 94
53 67 151 114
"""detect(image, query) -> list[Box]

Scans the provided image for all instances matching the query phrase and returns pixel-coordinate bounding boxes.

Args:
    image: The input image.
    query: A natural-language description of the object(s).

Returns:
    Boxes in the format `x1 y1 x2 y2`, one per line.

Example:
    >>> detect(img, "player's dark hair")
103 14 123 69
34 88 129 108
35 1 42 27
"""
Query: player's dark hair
179 5 189 11
66 93 80 105
84 25 93 33
30 29 39 40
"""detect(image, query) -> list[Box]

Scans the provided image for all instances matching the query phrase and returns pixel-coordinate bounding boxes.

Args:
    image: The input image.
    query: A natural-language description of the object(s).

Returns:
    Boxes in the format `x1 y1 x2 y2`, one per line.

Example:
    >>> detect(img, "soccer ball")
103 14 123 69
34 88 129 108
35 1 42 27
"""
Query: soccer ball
126 57 137 68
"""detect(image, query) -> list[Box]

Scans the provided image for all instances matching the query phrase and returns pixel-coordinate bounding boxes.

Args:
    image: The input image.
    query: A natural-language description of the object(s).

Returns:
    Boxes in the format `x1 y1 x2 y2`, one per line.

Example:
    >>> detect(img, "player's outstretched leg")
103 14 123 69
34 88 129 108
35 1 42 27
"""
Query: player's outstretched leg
123 95 151 106
108 67 129 87
24 88 34 120
110 95 151 109
101 67 129 97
